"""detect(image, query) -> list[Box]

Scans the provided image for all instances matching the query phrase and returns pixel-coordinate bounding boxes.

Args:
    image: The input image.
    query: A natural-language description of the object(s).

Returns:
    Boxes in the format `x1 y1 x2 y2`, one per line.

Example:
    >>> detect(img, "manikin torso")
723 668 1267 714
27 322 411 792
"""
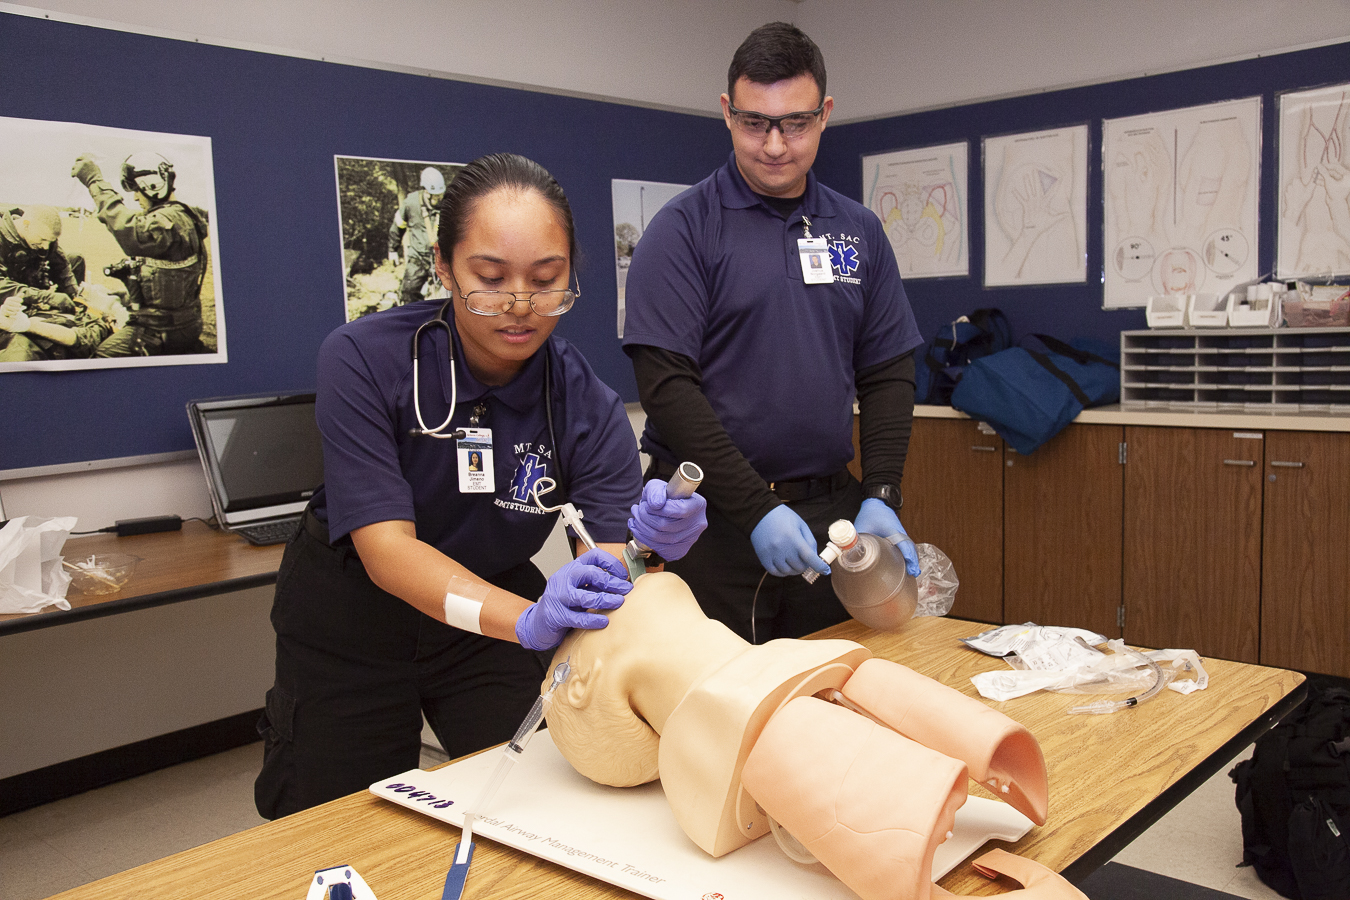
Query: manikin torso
545 572 1076 900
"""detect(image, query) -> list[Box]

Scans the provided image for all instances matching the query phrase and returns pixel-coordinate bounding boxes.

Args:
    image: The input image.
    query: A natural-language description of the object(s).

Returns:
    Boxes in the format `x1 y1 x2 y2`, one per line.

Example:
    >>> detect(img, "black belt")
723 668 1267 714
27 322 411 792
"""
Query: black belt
646 459 850 504
301 507 331 545
768 469 851 503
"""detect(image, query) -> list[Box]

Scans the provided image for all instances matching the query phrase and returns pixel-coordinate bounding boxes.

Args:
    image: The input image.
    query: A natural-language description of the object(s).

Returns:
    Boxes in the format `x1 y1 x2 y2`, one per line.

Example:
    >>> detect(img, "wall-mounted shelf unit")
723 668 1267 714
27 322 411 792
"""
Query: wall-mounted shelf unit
1120 328 1350 412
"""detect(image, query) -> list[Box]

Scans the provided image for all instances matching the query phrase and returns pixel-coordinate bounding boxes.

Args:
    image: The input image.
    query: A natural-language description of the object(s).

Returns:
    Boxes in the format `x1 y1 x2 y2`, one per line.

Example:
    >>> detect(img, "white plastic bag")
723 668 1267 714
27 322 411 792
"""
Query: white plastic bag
0 516 78 614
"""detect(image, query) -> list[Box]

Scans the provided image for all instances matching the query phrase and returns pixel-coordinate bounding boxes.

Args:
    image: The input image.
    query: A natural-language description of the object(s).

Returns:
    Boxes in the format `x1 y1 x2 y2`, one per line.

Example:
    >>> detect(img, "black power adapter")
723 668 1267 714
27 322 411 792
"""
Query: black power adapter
114 515 183 536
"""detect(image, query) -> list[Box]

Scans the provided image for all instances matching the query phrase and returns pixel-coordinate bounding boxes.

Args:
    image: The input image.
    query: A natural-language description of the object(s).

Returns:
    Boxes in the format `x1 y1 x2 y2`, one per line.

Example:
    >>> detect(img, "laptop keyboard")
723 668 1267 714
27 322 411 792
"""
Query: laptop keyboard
236 519 300 546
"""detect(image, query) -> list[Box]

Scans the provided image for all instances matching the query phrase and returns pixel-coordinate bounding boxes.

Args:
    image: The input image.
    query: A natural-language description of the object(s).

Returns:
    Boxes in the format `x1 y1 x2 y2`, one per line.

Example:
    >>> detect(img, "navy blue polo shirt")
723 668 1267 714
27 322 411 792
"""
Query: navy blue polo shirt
622 153 923 483
311 299 640 579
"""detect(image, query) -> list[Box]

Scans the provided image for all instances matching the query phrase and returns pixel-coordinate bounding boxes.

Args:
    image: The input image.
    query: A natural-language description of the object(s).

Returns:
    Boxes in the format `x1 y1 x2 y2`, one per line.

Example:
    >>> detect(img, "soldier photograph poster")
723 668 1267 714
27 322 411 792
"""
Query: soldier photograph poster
0 115 225 372
333 155 464 322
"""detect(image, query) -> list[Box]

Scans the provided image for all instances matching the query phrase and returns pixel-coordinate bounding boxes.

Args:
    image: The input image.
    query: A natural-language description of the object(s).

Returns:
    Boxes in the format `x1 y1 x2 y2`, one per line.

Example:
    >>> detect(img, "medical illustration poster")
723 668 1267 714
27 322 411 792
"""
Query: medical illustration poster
983 125 1088 287
611 178 688 338
1277 83 1350 279
863 142 969 279
0 115 225 372
1102 97 1261 309
334 155 464 322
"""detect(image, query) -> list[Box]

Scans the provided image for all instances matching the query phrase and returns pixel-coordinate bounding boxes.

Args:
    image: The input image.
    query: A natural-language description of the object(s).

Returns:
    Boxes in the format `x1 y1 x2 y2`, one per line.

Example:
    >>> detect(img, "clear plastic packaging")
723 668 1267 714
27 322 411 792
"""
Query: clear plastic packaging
1283 282 1350 327
913 543 957 618
968 631 1209 709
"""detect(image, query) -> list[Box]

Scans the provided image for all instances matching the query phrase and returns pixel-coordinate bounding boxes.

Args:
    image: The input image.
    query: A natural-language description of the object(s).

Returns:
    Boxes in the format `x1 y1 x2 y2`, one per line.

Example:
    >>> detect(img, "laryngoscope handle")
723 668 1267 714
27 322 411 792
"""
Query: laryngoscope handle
633 462 704 554
664 461 705 501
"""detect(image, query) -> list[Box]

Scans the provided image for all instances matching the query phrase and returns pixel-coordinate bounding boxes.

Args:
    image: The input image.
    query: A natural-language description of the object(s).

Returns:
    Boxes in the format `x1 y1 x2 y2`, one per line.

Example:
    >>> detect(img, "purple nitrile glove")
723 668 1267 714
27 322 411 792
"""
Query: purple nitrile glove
515 548 632 651
627 479 708 561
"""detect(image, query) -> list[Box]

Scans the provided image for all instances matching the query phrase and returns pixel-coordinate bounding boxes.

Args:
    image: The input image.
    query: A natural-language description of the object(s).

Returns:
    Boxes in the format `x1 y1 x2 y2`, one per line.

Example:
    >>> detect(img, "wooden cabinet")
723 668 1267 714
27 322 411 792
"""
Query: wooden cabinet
1004 425 1123 639
900 418 1004 624
1260 431 1350 677
1122 427 1263 663
876 413 1350 674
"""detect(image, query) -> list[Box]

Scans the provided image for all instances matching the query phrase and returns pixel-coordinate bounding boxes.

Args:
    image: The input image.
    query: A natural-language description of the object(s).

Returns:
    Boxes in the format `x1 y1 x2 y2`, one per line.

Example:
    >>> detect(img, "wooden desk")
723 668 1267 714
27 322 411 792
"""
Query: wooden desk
0 520 284 635
49 615 1305 900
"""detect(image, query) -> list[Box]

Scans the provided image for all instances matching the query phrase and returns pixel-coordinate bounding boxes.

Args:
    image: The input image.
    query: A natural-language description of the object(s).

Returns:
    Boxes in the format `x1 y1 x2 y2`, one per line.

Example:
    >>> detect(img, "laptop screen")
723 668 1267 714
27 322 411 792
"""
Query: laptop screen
187 393 324 527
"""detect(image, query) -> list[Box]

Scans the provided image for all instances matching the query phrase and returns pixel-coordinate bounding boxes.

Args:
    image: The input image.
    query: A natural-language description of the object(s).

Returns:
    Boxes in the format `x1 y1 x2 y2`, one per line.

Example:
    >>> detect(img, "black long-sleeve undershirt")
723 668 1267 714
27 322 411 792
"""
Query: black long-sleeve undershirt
629 344 915 536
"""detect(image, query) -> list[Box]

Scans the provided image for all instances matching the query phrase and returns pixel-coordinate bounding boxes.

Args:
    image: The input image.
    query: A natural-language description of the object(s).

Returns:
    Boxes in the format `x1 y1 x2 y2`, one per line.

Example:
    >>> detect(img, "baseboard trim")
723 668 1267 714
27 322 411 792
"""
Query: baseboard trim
0 708 263 816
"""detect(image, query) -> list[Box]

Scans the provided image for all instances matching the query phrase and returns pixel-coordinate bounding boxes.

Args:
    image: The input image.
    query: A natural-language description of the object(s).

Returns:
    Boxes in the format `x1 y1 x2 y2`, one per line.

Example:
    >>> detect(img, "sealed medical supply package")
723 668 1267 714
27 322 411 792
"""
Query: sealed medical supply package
963 623 1208 706
0 516 78 614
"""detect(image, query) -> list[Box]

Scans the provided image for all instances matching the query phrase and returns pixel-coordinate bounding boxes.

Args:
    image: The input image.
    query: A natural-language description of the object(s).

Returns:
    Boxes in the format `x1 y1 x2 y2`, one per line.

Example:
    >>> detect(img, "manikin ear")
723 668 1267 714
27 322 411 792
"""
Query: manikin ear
560 656 599 709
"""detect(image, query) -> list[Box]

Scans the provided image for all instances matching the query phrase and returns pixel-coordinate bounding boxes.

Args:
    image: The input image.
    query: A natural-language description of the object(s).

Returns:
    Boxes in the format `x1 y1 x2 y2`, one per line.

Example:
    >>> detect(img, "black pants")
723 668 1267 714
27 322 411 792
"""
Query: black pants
665 476 864 644
254 527 548 819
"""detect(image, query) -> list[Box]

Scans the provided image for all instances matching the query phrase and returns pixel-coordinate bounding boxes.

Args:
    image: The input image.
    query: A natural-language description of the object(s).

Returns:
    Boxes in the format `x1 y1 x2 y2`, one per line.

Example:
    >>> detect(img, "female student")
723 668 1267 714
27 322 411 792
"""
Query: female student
255 153 706 818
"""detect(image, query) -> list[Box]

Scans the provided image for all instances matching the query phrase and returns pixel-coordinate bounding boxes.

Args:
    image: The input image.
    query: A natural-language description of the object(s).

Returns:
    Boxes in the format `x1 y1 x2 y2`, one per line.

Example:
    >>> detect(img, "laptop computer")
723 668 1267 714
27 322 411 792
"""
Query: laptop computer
187 392 325 545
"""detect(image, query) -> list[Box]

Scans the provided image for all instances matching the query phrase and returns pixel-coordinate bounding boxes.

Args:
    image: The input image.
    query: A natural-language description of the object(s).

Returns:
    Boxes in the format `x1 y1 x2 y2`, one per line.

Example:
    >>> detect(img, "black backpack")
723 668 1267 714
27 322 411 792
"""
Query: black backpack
1231 684 1350 900
914 308 1012 405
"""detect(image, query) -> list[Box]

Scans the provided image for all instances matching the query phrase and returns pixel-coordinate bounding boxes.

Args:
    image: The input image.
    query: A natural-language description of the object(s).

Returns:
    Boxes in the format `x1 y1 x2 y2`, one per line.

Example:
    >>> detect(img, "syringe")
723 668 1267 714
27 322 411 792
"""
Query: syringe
445 658 572 899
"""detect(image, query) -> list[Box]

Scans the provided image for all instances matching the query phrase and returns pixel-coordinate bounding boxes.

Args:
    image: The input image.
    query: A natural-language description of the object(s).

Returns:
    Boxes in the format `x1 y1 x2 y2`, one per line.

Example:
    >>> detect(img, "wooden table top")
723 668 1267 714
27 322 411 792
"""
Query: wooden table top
48 615 1304 899
0 520 285 634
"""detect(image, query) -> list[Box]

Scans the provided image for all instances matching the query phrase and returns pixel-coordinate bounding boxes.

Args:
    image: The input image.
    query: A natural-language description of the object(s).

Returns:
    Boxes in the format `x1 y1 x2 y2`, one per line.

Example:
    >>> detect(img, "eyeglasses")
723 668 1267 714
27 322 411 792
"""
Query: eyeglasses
459 278 580 317
727 102 825 138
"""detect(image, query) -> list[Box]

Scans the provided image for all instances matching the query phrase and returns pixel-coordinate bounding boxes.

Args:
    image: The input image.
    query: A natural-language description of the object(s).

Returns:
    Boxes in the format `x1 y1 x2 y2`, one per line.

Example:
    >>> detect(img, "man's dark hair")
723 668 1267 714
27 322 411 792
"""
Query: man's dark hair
727 22 826 105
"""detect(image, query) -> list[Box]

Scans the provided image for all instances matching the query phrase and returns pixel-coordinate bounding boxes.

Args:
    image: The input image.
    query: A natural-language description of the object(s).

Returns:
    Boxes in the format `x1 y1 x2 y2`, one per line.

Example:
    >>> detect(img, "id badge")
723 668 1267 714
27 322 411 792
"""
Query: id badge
457 428 494 493
798 237 834 284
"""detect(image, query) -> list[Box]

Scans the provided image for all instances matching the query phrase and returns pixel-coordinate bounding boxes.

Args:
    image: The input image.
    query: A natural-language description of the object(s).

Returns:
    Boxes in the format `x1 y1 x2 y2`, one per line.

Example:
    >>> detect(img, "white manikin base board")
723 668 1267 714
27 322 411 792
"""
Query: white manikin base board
371 730 1032 900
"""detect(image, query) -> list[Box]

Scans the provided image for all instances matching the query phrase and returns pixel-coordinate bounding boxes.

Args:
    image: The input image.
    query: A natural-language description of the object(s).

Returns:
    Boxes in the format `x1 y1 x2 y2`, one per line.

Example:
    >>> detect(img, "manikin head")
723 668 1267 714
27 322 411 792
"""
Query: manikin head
546 572 749 786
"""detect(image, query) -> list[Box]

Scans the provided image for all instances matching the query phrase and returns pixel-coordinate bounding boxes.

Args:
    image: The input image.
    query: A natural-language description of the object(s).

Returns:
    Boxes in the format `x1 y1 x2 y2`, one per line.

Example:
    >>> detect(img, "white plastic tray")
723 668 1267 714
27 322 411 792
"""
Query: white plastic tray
371 730 1033 900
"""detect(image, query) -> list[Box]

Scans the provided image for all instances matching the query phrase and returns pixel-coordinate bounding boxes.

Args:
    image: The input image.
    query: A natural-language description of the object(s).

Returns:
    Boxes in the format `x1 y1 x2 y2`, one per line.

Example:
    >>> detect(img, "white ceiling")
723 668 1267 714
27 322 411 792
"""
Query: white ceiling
9 0 1350 121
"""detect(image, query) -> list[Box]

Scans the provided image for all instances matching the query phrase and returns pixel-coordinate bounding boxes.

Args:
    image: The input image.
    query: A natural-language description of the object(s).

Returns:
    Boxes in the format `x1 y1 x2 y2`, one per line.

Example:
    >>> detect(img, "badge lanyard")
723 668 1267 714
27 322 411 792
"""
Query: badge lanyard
456 403 494 494
797 214 833 284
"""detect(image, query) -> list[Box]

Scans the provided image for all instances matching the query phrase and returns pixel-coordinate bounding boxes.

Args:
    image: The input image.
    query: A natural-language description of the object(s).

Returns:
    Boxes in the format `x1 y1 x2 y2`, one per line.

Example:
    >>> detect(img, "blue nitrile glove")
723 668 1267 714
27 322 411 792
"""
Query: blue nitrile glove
854 498 921 576
751 505 829 578
627 479 708 561
515 548 632 651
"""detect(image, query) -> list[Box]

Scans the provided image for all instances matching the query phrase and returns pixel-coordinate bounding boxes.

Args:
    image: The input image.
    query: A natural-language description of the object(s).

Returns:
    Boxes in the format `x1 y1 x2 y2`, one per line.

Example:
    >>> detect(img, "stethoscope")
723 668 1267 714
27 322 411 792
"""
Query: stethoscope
409 296 563 490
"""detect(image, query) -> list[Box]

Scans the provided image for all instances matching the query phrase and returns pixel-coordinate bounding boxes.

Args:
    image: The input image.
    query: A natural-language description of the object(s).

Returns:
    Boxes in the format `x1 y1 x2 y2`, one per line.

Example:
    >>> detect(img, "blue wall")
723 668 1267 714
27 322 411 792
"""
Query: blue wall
0 13 729 469
4 11 1349 470
815 40 1350 353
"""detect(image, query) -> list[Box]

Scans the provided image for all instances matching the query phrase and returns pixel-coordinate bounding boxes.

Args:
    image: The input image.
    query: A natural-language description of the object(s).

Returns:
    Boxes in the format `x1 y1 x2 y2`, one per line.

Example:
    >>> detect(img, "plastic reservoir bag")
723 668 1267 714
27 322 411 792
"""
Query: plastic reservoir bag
0 516 78 614
966 626 1208 702
913 543 957 618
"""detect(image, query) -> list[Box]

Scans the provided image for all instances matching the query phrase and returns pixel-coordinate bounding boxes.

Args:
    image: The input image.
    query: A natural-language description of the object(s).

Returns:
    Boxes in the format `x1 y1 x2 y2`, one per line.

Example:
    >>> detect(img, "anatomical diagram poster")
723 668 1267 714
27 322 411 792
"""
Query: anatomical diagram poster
863 142 969 279
983 124 1088 287
1277 82 1350 279
1102 97 1261 309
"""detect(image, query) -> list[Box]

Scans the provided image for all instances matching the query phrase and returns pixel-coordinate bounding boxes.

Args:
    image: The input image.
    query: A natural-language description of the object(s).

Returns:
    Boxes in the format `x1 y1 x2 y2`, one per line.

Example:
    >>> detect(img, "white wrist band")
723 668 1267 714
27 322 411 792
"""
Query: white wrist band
443 576 490 634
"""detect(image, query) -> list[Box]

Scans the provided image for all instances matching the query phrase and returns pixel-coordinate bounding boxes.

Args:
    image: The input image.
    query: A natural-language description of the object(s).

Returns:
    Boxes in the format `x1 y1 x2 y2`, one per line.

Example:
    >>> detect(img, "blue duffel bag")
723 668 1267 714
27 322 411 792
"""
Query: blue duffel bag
915 308 1012 404
949 334 1119 455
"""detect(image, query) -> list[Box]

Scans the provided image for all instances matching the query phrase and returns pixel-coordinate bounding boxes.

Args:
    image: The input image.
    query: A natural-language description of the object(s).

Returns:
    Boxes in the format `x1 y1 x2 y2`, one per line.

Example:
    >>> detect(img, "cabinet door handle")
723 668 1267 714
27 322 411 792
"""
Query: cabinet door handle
1222 459 1256 466
1270 460 1305 468
971 445 998 452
